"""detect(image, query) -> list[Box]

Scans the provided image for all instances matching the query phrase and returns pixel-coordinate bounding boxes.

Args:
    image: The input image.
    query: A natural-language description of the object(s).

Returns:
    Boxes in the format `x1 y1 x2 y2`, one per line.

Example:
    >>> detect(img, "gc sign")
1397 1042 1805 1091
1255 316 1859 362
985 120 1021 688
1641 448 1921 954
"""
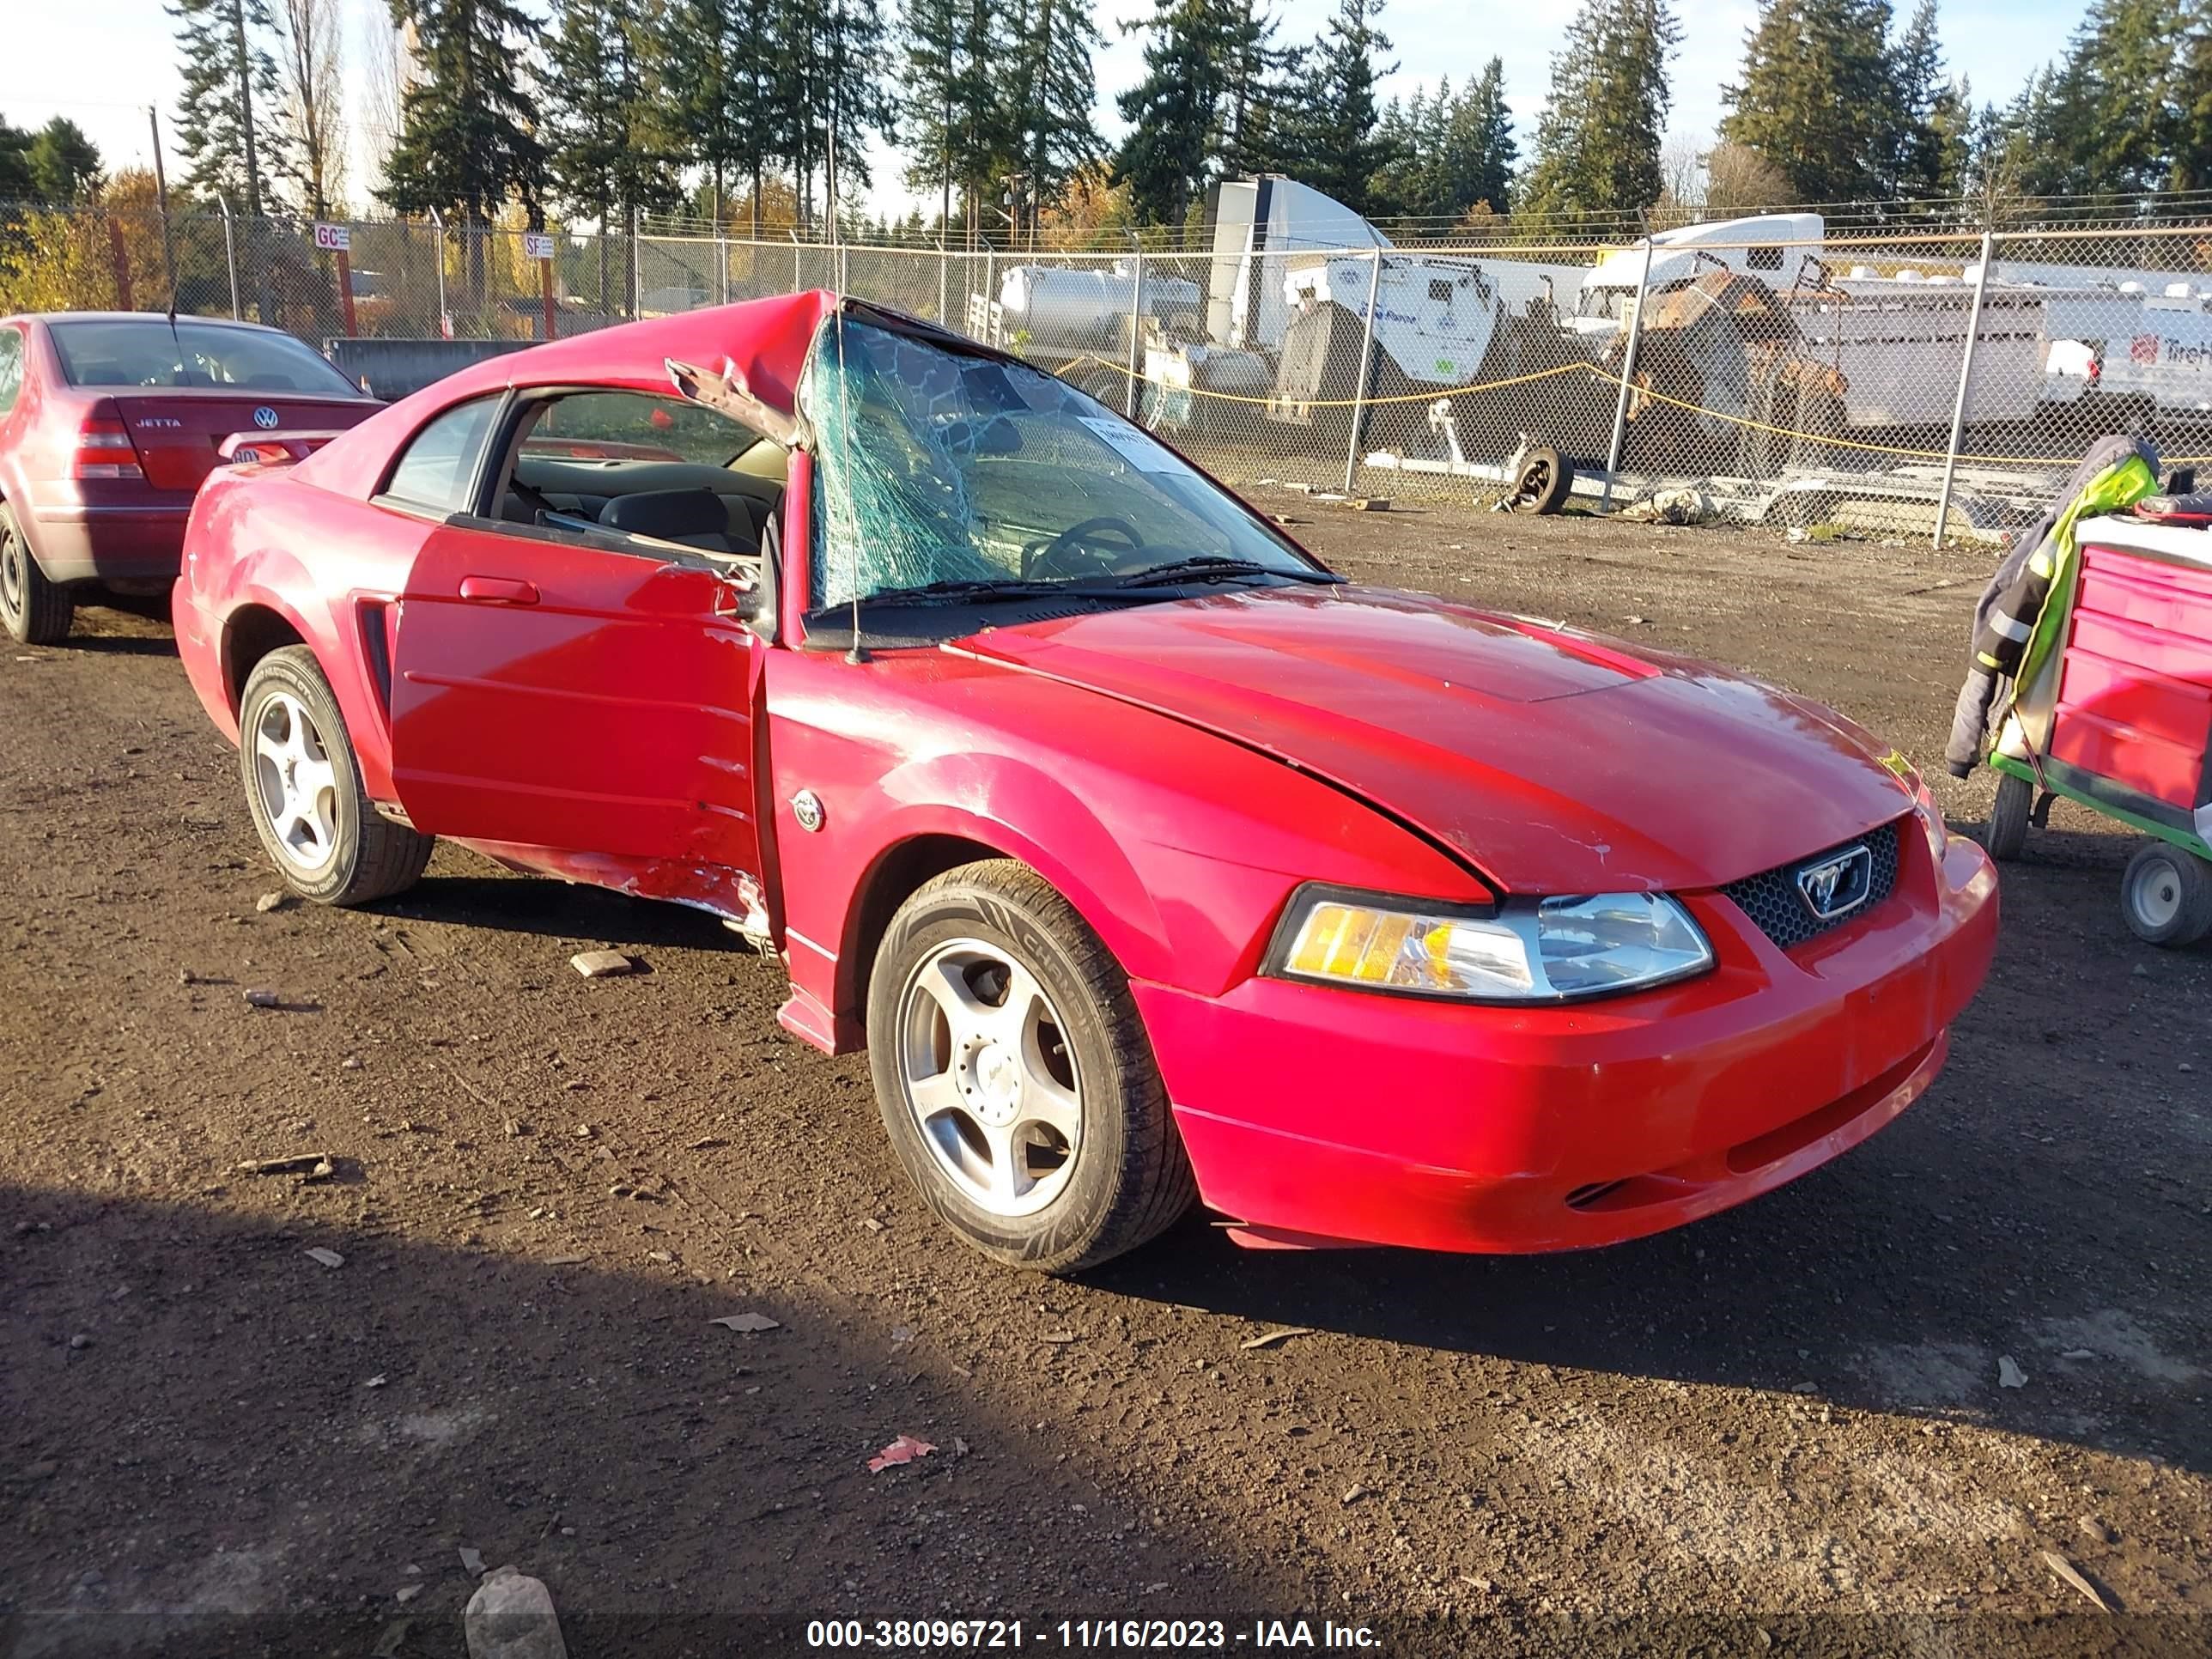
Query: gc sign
313 222 350 252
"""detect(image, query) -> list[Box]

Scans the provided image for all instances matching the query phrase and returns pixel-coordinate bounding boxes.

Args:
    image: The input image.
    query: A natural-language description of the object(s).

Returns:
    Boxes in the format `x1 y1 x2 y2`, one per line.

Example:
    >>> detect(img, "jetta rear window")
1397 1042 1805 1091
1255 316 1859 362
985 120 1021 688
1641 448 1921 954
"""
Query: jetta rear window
49 320 363 396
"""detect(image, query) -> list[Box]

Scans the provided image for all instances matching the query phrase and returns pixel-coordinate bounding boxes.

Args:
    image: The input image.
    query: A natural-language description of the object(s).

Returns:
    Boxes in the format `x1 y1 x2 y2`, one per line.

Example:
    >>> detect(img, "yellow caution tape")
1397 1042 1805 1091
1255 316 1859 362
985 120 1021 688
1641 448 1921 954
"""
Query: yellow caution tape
1056 352 2212 473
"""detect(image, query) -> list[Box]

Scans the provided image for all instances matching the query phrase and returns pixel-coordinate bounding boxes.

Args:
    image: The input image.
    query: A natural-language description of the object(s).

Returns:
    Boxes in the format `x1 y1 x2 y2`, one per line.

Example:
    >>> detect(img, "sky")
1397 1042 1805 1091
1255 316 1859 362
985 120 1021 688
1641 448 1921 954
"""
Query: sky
4 0 2087 222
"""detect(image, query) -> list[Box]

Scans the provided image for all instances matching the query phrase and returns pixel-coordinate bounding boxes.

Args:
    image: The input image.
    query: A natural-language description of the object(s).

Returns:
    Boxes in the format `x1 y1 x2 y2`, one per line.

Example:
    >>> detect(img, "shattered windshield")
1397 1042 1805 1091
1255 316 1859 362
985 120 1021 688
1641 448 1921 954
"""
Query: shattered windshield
799 317 1322 609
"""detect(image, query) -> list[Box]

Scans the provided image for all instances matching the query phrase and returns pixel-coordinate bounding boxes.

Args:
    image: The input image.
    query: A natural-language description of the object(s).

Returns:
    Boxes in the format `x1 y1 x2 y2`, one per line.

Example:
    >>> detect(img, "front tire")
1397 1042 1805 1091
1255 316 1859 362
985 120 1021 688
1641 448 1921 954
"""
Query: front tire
239 645 434 905
2120 841 2212 947
0 502 74 645
866 859 1196 1273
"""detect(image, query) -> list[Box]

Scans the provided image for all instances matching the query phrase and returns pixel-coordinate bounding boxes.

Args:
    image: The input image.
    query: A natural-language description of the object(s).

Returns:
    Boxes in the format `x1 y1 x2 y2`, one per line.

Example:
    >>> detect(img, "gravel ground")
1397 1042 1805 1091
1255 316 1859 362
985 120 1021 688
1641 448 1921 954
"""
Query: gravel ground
1 502 2207 1659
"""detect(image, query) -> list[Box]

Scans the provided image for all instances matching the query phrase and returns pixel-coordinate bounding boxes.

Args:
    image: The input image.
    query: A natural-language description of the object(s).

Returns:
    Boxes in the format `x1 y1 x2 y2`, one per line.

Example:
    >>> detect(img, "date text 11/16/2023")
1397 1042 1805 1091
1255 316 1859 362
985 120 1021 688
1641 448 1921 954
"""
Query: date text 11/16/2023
804 1619 1383 1649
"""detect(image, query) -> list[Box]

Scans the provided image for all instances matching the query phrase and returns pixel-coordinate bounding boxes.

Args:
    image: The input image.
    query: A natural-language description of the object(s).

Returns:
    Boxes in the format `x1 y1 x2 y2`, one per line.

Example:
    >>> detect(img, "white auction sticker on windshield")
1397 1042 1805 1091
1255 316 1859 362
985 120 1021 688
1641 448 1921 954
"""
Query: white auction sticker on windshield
1078 416 1193 475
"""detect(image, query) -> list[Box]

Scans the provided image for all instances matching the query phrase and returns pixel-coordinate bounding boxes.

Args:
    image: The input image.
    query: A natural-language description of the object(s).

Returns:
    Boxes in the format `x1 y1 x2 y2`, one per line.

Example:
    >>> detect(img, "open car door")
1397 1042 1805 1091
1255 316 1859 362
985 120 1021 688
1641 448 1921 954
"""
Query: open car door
386 519 766 899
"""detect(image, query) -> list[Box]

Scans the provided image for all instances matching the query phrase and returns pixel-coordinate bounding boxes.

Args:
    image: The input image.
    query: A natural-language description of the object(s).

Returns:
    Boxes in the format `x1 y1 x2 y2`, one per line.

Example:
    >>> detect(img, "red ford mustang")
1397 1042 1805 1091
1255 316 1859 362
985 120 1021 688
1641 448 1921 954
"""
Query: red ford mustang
172 290 1998 1272
0 312 377 643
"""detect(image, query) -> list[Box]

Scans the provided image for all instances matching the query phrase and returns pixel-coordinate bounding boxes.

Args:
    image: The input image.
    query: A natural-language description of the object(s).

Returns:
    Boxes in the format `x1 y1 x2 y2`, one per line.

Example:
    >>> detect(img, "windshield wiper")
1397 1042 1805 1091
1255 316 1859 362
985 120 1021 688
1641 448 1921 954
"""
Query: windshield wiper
859 577 1150 608
1111 555 1339 589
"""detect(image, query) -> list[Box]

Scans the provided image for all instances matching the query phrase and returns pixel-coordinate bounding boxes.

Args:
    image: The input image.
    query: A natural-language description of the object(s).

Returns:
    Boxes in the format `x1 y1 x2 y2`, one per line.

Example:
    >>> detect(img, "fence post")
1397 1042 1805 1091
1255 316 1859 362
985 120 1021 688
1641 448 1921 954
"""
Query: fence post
216 196 240 319
1600 234 1656 513
1341 247 1385 496
792 228 802 294
839 240 850 299
718 233 728 305
938 235 949 326
428 209 449 338
629 205 641 318
1124 247 1145 418
982 246 996 342
1934 231 1996 551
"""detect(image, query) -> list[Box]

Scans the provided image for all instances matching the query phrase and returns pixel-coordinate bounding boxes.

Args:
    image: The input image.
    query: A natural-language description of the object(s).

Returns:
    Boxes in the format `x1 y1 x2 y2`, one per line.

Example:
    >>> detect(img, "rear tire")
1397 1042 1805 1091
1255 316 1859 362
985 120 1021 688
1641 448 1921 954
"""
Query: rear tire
239 645 434 905
1984 771 2033 861
866 859 1196 1273
2120 841 2212 948
0 502 74 645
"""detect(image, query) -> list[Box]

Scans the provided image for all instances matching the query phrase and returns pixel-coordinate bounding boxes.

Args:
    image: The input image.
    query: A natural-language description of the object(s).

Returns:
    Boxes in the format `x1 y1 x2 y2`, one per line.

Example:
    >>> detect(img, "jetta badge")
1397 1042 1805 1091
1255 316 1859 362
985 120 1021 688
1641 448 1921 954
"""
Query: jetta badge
791 789 825 833
1796 844 1874 921
252 405 280 429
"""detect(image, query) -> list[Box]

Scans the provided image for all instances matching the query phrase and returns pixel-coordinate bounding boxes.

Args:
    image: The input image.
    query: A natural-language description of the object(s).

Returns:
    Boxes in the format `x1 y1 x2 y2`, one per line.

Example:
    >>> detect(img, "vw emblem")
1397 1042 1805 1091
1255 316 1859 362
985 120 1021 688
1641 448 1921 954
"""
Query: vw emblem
1796 843 1874 921
791 789 825 833
252 405 281 429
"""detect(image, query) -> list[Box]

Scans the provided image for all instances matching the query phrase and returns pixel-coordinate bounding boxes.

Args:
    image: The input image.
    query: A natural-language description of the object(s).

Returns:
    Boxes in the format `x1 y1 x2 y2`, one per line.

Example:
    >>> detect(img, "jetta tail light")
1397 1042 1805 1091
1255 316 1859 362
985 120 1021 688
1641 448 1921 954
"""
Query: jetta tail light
74 404 145 480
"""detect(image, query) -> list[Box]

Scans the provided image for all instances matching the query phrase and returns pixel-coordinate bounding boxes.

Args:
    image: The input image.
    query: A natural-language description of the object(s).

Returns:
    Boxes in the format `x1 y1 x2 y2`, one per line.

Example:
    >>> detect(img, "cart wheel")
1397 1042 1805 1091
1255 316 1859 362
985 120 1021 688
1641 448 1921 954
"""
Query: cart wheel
2120 842 2212 947
1984 772 2033 861
1506 447 1571 514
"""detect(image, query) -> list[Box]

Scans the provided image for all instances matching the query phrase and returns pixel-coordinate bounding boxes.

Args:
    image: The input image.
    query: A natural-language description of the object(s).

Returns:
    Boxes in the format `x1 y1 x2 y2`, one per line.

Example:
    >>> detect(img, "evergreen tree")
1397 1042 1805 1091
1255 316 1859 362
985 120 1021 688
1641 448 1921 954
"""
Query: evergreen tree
897 0 994 231
0 122 39 204
1298 0 1395 213
1114 0 1235 226
779 0 893 230
1449 58 1517 214
1521 0 1680 218
1005 0 1106 206
1887 0 1950 198
27 119 105 204
1718 0 1897 204
169 0 285 216
380 0 549 283
544 0 677 312
2178 3 2212 190
1218 0 1302 178
2055 0 2189 191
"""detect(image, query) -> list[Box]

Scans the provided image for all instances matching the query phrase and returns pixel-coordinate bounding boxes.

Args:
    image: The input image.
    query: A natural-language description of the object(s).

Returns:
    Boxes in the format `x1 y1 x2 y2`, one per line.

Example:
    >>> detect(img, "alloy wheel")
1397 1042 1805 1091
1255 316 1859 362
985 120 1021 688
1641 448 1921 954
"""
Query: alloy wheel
896 938 1083 1218
252 690 341 873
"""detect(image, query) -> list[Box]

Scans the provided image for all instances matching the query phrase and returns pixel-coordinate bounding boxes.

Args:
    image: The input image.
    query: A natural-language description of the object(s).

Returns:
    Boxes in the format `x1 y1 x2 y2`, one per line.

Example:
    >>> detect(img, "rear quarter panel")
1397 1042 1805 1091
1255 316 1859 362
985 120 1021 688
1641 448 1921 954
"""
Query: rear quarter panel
179 465 418 795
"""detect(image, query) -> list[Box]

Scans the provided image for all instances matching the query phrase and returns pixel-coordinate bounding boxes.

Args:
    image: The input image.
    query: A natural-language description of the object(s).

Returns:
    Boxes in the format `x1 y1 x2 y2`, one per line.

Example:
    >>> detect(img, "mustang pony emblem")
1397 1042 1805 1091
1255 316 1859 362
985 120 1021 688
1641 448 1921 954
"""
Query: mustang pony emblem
1796 844 1874 920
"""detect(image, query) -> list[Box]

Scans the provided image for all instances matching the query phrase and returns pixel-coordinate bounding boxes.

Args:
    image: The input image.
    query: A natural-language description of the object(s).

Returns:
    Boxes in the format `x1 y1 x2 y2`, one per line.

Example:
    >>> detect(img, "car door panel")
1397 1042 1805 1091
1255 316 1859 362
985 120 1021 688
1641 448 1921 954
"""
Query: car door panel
388 520 764 881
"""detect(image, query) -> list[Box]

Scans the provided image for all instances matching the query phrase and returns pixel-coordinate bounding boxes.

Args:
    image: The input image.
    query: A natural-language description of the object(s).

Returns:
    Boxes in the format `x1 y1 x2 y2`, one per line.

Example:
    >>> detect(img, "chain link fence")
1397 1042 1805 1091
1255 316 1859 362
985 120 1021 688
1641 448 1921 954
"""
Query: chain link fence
9 201 2212 544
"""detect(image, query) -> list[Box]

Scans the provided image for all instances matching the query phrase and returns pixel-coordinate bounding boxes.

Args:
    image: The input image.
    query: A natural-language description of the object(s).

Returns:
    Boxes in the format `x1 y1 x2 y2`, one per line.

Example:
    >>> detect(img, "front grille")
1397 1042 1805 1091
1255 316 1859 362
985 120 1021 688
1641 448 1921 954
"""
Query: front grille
1721 821 1902 951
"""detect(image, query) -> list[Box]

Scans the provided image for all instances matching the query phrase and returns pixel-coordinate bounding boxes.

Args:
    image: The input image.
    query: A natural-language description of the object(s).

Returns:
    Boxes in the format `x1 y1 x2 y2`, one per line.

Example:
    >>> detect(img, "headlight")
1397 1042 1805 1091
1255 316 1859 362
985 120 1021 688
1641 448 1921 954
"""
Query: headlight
1913 781 1950 861
1268 885 1715 1003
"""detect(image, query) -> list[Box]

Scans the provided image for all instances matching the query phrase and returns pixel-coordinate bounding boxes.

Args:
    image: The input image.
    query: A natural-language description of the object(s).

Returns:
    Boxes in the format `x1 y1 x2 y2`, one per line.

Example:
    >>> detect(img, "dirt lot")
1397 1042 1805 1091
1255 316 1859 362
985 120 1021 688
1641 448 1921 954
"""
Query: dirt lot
3 504 2208 1658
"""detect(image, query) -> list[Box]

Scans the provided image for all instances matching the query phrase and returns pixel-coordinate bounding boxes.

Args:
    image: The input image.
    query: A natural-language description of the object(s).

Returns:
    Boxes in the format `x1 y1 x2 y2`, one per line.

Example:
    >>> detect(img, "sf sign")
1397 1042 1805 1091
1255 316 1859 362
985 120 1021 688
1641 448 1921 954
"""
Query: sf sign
313 222 351 253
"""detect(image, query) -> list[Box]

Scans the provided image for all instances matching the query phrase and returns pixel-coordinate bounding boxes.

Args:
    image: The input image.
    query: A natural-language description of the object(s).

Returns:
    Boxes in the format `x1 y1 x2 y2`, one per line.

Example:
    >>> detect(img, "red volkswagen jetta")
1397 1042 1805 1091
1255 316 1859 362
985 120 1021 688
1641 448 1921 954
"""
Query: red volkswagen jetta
0 312 376 642
171 291 1999 1273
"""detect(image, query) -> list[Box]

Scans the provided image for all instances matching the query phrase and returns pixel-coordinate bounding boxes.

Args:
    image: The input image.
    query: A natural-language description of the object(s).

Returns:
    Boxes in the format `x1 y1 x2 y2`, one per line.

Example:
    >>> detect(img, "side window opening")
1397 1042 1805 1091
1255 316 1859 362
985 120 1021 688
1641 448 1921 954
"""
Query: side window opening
378 394 502 514
480 390 780 568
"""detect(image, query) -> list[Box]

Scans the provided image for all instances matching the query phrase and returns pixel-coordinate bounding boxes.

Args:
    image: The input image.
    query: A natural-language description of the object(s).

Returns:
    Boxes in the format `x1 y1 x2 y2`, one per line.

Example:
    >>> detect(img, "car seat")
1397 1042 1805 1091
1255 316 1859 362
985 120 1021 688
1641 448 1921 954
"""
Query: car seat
599 488 757 556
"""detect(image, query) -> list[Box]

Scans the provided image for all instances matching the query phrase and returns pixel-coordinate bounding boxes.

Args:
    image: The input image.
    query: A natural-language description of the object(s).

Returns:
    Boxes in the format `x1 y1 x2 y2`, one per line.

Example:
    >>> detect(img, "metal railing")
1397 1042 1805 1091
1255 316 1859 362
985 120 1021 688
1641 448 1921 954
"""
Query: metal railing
9 201 2212 545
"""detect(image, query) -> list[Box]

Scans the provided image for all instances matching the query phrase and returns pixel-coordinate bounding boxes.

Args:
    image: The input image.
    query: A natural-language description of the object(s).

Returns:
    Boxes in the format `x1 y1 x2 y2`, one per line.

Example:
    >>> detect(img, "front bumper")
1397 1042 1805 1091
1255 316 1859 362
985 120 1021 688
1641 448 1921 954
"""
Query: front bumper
1135 827 1998 1254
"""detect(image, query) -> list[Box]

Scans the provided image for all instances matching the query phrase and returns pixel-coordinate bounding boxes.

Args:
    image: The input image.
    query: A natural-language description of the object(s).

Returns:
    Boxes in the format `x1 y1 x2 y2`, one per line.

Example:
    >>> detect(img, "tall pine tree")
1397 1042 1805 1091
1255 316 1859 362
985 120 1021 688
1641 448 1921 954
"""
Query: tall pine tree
1718 0 1897 204
1298 0 1395 214
169 0 285 216
1521 0 1680 218
1114 0 1236 226
380 0 549 285
1005 0 1106 210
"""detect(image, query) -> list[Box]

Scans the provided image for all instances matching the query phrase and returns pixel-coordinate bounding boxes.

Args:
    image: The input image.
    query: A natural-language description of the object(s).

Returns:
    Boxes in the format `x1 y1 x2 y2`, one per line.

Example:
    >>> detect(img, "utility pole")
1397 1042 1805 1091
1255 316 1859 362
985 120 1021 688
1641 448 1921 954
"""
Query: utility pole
147 107 180 317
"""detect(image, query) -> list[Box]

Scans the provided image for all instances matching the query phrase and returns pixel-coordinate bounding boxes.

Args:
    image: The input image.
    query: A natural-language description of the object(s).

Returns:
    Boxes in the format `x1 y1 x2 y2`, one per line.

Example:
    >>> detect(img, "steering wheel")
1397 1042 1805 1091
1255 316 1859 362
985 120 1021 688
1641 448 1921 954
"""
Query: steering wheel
1021 516 1145 580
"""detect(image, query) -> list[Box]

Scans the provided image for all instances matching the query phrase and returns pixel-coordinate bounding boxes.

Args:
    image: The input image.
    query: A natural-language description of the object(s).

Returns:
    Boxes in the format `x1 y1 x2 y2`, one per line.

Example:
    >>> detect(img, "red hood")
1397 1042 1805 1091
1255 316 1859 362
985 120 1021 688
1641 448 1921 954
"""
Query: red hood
958 586 1915 893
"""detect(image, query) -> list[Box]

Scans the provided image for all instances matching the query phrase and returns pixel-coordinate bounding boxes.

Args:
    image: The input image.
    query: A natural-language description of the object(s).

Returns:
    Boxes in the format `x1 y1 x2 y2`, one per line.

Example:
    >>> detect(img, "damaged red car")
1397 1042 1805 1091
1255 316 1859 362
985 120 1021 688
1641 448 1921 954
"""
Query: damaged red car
173 291 1998 1272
